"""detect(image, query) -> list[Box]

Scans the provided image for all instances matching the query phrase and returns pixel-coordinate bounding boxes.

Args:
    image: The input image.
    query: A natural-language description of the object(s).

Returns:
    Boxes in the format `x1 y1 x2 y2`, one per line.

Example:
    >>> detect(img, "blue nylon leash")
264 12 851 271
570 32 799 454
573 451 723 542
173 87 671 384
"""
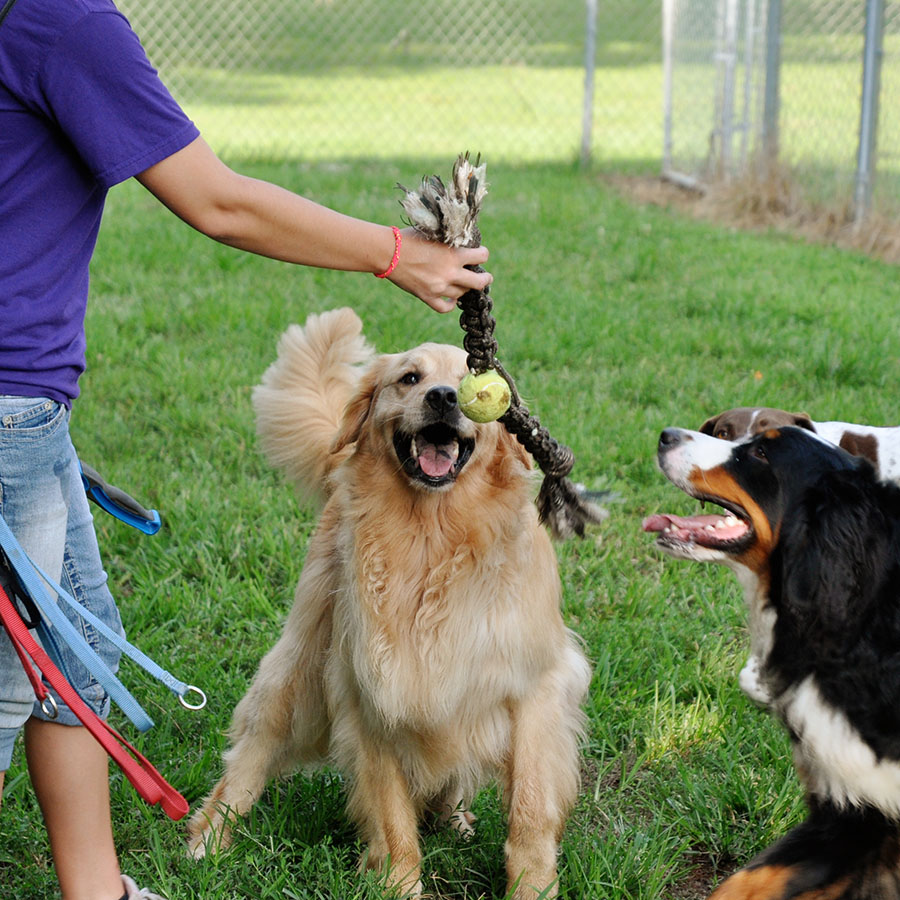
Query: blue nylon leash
30 551 207 711
0 512 205 732
0 514 154 730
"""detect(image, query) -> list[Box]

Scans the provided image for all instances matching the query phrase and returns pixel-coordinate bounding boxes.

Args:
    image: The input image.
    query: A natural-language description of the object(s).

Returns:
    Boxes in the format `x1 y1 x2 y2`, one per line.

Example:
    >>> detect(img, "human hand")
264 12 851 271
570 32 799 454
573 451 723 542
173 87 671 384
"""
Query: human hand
389 228 492 313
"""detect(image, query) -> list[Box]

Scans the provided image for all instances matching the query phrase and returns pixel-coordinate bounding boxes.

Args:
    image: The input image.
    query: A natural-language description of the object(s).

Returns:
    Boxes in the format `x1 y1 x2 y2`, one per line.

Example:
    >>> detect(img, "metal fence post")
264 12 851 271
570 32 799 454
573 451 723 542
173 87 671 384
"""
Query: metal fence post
738 0 758 170
714 0 740 177
581 0 598 167
761 0 782 173
854 0 885 225
662 0 675 176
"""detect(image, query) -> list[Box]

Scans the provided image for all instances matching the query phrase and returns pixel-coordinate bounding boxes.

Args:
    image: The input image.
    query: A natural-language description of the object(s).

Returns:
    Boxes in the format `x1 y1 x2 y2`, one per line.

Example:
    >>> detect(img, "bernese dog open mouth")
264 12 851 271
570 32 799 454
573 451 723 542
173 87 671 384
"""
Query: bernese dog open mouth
641 427 764 560
642 499 751 553
393 423 475 488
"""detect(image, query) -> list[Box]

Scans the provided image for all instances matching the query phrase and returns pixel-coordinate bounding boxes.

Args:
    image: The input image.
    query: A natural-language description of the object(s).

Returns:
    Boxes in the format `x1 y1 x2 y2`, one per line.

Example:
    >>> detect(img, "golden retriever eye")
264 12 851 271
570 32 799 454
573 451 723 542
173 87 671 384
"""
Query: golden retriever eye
399 371 420 386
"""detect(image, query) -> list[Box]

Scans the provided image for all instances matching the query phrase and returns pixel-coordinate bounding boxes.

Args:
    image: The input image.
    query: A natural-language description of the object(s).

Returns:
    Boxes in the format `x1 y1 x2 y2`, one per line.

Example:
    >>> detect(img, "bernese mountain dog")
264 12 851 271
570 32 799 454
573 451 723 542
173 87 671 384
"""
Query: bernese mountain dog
643 425 900 900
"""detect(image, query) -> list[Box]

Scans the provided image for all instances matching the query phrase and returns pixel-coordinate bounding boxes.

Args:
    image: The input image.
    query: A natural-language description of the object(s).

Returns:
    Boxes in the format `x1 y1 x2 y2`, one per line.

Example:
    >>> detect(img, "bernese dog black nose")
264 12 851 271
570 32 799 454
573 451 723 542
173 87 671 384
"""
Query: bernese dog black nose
659 428 685 452
425 385 458 416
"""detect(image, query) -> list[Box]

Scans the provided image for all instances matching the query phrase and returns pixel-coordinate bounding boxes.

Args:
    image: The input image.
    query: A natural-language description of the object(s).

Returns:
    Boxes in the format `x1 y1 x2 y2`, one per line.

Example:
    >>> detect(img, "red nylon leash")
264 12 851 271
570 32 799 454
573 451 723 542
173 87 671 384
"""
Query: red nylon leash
0 583 189 820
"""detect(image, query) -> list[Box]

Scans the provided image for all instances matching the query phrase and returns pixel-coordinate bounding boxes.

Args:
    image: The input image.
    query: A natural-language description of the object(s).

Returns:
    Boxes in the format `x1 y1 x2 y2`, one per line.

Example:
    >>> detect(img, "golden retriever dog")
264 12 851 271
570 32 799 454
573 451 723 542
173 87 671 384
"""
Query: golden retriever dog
187 308 591 898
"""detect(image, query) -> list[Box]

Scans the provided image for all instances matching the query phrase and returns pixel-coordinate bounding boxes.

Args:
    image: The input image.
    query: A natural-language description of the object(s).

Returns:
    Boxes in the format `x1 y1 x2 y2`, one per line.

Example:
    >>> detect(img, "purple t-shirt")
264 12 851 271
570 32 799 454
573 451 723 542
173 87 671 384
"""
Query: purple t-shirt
0 0 200 404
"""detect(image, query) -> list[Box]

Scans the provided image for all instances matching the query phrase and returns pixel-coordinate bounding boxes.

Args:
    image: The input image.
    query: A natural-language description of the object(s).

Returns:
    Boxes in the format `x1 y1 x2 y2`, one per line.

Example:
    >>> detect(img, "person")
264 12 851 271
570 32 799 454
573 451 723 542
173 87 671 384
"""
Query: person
0 1 492 898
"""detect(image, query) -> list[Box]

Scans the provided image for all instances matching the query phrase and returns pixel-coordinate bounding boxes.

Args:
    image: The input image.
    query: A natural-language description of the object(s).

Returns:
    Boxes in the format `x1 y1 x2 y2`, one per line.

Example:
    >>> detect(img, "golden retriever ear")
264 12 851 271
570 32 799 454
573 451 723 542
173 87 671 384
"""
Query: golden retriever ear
330 363 381 454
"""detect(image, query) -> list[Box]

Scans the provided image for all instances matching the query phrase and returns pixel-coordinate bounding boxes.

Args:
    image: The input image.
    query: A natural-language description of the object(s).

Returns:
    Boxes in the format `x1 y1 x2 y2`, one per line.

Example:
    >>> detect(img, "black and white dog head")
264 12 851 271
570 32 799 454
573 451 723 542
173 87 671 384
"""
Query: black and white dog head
645 424 900 830
643 425 865 579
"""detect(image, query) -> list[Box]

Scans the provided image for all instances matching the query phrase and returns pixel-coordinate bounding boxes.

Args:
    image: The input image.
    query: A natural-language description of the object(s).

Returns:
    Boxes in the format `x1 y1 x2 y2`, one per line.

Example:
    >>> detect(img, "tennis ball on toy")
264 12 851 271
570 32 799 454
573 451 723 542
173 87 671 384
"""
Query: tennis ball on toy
458 370 511 423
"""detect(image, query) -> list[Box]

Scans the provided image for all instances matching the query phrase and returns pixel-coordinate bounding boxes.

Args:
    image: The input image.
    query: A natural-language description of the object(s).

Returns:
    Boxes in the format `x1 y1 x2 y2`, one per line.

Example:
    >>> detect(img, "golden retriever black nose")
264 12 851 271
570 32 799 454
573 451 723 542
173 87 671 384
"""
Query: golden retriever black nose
425 385 458 417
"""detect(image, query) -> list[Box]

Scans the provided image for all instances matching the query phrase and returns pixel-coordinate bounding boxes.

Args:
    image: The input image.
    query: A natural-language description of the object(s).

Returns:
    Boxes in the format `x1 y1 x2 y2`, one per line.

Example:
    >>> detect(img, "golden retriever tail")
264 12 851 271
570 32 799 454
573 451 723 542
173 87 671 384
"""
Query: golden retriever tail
253 307 374 506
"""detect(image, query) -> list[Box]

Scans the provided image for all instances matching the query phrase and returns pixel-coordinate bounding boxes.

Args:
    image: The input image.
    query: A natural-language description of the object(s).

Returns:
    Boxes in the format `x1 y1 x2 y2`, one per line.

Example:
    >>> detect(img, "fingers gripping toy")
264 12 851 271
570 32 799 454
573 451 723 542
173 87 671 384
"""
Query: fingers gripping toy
397 154 607 539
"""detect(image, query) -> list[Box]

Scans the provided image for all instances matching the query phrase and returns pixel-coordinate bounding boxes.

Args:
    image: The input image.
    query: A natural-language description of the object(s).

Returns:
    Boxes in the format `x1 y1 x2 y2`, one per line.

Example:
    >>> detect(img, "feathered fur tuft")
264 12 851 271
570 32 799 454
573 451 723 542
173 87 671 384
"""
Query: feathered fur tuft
252 308 374 507
538 479 611 539
398 154 488 248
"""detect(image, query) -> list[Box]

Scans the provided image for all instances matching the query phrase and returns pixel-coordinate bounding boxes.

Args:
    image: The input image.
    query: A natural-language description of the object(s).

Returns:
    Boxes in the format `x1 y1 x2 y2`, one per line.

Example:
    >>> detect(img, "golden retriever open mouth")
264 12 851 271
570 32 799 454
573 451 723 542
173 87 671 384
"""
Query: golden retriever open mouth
393 422 475 487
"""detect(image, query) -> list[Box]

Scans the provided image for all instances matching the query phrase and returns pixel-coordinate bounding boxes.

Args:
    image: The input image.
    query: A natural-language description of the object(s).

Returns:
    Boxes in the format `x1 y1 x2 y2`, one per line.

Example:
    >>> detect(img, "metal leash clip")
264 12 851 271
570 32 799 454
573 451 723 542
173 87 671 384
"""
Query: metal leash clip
178 685 207 711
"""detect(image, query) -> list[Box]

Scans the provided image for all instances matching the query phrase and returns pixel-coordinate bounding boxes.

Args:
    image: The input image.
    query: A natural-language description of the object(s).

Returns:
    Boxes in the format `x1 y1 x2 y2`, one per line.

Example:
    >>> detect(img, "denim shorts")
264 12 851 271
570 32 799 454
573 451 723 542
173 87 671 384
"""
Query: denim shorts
0 395 123 770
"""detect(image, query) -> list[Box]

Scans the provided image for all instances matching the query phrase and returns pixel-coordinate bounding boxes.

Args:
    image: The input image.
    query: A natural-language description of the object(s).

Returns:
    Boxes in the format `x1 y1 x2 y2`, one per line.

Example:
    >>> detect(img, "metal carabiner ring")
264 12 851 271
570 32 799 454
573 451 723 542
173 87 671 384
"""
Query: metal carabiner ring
41 692 59 720
178 685 207 711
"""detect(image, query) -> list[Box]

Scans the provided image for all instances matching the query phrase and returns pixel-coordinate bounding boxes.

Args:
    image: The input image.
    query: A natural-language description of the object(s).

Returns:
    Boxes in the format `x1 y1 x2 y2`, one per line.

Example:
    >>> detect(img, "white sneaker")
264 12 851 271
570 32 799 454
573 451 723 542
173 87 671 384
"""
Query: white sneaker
121 874 168 900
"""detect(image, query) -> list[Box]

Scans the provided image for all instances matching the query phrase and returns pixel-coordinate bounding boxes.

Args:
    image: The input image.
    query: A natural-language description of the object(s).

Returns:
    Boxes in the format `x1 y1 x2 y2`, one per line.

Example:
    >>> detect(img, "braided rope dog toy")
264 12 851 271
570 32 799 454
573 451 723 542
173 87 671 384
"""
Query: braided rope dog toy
397 154 608 540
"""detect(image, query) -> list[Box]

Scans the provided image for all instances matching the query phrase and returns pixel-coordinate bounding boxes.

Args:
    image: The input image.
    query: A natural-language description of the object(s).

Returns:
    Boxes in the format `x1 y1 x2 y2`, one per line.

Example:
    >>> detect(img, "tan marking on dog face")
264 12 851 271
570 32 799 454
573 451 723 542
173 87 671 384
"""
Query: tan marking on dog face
686 465 778 574
700 409 755 441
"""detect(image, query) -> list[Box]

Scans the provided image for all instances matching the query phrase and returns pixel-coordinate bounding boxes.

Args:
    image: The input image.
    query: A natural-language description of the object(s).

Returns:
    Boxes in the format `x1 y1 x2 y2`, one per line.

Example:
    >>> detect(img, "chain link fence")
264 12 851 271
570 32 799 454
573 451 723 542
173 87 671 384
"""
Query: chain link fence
119 0 661 166
119 0 899 223
664 0 900 220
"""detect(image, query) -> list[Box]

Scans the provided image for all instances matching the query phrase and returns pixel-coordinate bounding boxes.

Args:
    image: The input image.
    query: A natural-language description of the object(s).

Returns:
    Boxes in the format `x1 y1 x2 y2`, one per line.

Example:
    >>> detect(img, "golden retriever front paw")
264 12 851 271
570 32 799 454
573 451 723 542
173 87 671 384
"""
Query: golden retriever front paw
186 804 234 860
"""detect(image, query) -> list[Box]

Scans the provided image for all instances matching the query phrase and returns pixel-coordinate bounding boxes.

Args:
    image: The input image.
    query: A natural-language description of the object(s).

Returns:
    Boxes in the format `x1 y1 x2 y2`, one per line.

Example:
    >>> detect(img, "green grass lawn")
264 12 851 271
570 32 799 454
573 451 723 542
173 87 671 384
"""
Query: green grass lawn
2 158 899 899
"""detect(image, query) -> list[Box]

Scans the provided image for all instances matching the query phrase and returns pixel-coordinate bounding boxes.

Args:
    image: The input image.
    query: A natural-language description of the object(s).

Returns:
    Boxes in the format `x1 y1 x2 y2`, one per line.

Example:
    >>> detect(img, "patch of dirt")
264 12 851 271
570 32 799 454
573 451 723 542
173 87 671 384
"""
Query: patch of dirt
668 850 733 900
610 168 900 265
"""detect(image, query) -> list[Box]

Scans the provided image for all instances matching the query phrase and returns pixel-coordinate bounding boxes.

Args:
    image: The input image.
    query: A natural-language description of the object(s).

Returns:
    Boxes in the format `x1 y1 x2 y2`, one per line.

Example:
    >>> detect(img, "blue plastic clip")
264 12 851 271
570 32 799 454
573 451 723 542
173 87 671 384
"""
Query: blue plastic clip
80 462 161 535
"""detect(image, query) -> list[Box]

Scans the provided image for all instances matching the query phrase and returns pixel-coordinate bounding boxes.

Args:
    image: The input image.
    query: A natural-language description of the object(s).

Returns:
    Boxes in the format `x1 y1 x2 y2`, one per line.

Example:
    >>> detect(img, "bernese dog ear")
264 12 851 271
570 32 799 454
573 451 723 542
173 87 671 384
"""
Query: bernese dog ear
776 469 891 664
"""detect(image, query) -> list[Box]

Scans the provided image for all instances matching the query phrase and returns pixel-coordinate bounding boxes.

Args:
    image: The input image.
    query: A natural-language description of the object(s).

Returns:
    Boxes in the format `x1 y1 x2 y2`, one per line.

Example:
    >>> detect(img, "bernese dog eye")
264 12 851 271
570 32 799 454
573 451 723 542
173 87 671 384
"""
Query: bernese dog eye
751 443 768 461
399 371 420 386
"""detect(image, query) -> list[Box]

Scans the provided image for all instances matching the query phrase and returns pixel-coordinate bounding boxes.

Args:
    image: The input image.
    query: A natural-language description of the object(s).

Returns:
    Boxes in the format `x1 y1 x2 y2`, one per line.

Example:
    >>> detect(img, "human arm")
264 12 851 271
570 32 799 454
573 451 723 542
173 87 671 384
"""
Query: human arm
136 137 492 312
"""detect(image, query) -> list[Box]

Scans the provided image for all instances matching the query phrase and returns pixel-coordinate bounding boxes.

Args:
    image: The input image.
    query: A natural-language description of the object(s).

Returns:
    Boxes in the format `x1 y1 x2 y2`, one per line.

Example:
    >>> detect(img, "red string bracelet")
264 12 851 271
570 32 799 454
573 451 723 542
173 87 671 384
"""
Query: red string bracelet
374 225 402 279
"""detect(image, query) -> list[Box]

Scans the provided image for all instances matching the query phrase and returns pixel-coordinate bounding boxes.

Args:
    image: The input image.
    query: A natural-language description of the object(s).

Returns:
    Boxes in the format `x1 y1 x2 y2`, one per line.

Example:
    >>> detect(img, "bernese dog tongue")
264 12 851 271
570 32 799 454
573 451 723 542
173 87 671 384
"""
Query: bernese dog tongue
642 512 747 542
418 439 456 478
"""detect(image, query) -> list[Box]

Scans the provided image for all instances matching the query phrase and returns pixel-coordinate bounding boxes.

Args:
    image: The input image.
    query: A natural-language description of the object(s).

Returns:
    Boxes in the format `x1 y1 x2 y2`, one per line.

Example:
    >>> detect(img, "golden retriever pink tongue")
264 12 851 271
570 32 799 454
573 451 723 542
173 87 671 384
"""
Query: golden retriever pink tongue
418 440 455 478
